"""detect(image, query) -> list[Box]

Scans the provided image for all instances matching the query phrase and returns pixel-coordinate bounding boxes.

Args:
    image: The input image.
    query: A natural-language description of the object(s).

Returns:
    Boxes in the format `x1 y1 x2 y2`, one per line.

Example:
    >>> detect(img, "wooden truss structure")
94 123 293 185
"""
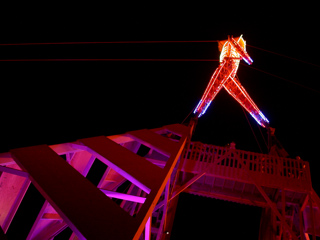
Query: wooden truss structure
0 121 319 239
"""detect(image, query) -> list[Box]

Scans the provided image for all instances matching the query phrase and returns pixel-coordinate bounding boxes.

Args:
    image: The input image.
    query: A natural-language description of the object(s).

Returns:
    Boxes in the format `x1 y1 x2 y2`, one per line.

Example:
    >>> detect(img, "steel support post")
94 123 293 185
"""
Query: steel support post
282 189 286 240
308 194 316 240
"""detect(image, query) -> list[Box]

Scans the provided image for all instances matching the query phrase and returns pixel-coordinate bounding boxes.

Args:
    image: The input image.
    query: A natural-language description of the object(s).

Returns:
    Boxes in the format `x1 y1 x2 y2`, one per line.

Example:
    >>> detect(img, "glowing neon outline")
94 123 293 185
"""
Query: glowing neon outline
225 77 269 126
194 35 268 128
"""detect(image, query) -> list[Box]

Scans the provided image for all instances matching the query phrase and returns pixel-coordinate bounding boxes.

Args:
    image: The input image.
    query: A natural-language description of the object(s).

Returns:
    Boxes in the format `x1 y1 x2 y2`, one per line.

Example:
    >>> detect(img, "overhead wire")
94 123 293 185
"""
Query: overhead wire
2 39 315 155
1 40 317 146
1 39 319 94
242 64 320 94
246 44 320 93
241 107 264 153
257 124 268 151
0 40 219 46
181 105 197 124
0 40 219 63
247 44 320 68
0 58 219 62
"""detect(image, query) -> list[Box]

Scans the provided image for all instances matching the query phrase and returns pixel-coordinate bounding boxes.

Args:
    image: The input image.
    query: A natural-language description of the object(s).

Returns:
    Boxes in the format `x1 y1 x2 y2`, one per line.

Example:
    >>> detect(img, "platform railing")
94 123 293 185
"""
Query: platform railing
181 141 312 191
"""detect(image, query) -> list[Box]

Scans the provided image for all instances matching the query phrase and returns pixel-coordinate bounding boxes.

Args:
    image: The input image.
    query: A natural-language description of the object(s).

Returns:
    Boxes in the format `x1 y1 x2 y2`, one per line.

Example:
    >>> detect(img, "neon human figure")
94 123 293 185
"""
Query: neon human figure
194 35 269 128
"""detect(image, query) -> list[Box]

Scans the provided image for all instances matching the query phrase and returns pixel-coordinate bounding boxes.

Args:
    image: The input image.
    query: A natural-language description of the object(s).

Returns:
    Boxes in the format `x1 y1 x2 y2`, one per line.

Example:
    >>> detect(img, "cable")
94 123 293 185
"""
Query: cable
257 124 268 151
241 107 263 153
0 58 219 62
247 44 320 68
0 40 219 46
181 105 197 124
242 64 320 94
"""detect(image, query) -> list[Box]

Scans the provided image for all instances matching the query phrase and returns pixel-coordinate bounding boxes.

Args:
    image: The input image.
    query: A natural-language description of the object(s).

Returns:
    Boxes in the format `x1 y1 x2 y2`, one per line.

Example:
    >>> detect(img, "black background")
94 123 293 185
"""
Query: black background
1 3 319 239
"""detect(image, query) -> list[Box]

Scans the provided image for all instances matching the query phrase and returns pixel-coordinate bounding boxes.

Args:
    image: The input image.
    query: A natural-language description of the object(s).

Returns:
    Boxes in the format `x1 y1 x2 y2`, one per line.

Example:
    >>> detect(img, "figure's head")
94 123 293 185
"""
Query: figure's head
218 35 252 65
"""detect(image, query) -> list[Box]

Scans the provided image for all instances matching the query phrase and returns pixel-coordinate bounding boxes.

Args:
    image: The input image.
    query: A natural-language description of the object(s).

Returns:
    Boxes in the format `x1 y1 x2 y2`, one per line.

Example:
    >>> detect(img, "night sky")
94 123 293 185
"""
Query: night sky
1 4 320 239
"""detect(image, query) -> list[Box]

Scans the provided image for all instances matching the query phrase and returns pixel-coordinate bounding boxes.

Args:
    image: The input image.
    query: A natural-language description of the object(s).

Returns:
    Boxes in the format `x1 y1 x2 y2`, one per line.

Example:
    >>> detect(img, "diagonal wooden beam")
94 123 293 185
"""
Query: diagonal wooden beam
7 123 193 240
310 188 320 209
154 149 232 212
79 136 162 194
305 233 311 240
75 124 193 240
11 145 135 240
153 151 232 222
301 194 310 212
254 181 298 240
2 178 31 233
132 126 192 240
170 172 206 201
0 165 28 177
299 207 306 240
145 217 151 240
156 180 170 240
231 150 299 240
27 150 95 239
26 201 49 240
127 129 179 158
100 189 146 203
308 194 316 240
33 221 67 239
281 189 286 240
69 232 79 240
168 150 231 201
0 153 14 166
42 213 63 220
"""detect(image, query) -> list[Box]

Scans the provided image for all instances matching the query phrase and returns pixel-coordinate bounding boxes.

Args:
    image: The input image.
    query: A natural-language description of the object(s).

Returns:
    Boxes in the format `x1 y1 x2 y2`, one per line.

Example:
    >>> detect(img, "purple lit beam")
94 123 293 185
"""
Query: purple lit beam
78 136 162 194
100 189 146 204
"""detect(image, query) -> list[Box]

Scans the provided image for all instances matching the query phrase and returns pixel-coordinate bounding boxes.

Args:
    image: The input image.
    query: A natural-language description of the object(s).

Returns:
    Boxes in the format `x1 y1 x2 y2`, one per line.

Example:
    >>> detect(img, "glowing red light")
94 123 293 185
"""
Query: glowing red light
194 35 269 127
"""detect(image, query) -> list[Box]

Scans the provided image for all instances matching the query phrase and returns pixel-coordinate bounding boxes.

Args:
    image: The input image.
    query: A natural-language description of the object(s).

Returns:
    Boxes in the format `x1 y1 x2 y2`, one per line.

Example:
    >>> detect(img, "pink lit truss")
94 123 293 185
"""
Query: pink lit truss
194 35 269 128
1 123 320 239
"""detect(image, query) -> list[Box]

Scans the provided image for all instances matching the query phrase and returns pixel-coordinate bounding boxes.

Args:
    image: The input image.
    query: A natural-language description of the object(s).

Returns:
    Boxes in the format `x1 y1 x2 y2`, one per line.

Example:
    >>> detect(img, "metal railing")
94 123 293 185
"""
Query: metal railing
181 141 312 191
